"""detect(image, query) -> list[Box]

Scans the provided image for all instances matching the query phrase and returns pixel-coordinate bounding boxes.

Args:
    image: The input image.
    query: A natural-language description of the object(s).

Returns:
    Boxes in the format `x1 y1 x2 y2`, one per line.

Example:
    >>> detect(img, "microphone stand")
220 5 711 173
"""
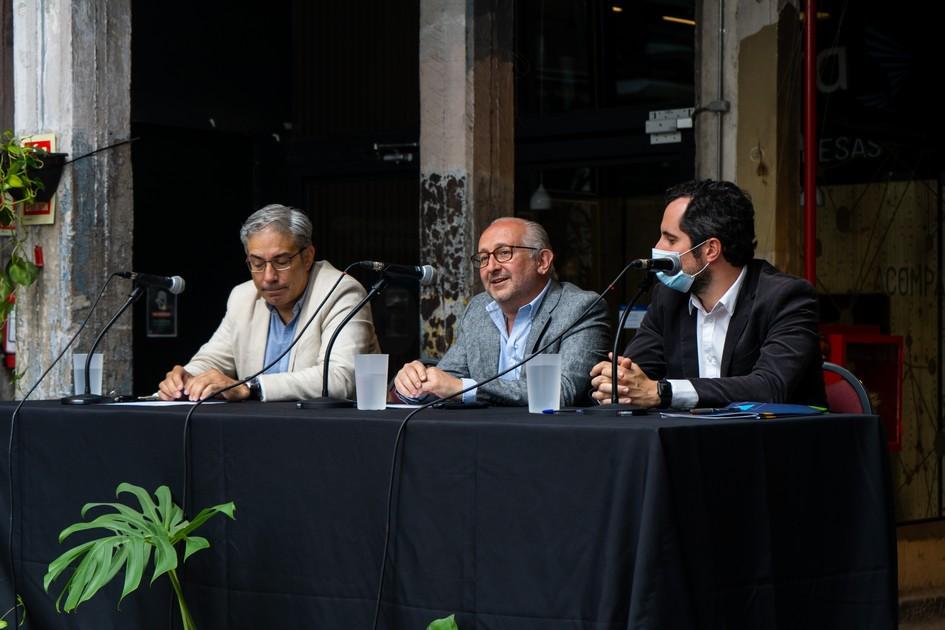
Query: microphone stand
297 276 389 409
581 272 654 415
61 285 144 405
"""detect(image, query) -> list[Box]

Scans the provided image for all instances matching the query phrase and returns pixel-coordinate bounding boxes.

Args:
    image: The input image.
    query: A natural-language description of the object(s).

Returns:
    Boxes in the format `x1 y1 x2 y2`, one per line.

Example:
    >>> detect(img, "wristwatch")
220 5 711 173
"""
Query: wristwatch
247 377 262 401
656 379 672 409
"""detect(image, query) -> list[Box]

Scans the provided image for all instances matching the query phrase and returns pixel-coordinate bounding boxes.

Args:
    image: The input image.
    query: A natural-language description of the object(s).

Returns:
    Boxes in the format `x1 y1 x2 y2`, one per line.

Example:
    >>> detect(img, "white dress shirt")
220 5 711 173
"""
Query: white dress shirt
668 266 748 408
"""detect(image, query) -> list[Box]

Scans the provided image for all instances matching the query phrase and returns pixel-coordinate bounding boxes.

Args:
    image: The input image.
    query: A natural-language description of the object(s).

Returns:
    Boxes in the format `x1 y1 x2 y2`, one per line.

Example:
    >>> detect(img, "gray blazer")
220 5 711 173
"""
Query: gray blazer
437 280 610 406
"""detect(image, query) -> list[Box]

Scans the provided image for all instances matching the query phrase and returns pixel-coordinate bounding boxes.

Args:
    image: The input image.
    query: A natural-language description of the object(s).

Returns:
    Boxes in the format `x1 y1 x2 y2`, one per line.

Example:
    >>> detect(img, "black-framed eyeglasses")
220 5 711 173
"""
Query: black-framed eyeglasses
470 245 538 268
246 250 303 273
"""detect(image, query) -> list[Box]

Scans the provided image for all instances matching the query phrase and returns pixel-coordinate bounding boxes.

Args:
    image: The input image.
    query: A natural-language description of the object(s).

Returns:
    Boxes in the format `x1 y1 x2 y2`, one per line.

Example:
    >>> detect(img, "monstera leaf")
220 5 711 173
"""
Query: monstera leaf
427 614 460 630
44 483 235 630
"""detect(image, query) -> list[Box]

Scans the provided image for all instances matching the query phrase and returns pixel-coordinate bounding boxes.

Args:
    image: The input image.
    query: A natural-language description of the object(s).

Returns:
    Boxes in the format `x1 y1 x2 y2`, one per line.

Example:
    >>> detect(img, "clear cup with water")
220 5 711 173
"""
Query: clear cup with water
355 354 389 410
73 353 103 395
525 353 561 413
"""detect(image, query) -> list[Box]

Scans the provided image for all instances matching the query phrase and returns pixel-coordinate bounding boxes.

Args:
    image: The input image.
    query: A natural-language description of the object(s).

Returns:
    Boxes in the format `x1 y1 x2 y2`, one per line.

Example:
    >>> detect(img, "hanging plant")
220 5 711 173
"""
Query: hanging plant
0 131 49 328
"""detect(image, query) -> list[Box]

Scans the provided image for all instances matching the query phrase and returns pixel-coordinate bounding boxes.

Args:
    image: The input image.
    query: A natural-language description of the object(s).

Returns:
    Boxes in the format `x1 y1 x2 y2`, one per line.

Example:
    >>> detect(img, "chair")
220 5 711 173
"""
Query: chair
823 361 872 414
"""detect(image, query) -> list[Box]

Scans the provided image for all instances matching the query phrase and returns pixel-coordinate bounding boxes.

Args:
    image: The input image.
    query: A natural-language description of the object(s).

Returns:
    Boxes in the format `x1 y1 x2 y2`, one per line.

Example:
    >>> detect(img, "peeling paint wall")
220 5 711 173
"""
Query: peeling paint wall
419 0 476 361
419 171 472 360
12 0 132 398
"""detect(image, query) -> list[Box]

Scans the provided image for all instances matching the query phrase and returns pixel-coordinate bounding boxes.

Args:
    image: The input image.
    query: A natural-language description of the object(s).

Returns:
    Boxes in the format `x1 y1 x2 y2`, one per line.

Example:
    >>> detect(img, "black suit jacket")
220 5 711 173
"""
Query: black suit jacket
624 259 827 407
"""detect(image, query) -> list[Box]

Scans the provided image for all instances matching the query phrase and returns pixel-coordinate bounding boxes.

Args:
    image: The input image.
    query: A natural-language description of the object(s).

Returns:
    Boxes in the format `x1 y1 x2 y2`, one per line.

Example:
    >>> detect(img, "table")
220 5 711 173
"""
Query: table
0 402 897 629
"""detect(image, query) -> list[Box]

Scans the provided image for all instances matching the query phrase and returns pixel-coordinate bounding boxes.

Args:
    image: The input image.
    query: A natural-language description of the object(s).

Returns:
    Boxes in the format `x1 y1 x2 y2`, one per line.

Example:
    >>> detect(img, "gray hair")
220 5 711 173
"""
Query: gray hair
488 217 552 254
239 204 313 252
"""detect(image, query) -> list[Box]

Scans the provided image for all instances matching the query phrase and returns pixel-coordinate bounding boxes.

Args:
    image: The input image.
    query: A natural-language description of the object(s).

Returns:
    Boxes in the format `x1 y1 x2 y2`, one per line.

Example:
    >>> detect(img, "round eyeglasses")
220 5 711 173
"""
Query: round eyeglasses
246 250 303 273
470 245 538 268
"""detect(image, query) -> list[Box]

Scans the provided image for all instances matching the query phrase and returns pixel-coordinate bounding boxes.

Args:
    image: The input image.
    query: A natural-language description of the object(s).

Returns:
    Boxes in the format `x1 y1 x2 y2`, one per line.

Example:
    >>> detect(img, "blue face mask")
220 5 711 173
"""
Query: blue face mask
651 241 709 293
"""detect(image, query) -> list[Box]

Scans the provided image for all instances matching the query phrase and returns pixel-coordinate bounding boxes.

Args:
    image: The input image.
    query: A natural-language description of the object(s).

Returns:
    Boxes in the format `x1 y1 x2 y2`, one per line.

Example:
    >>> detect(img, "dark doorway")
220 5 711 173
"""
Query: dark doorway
131 0 420 393
514 0 696 325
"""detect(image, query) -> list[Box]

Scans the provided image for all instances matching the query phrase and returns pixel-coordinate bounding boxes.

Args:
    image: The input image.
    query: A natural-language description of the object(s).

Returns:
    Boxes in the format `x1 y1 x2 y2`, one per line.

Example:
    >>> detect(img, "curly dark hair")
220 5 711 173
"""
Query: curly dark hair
664 180 756 267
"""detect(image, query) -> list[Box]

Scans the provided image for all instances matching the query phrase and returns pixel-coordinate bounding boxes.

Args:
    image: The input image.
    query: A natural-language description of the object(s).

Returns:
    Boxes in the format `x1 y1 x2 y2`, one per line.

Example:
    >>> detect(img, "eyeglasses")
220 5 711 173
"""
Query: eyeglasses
470 245 538 268
246 250 303 273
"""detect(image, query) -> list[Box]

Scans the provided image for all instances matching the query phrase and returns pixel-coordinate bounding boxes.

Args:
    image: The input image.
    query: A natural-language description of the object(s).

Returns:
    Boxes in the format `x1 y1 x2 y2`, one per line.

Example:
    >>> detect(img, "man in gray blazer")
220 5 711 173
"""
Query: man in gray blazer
393 217 610 406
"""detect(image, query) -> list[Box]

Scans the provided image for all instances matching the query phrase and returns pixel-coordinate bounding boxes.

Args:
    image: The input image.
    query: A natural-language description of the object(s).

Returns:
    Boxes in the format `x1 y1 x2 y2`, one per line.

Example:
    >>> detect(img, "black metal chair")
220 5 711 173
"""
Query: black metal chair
823 361 872 414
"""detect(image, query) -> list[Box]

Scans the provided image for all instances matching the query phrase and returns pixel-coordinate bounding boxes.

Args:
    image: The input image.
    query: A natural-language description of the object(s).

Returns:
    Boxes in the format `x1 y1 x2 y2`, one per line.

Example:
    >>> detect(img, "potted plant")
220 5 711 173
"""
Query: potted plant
44 482 235 630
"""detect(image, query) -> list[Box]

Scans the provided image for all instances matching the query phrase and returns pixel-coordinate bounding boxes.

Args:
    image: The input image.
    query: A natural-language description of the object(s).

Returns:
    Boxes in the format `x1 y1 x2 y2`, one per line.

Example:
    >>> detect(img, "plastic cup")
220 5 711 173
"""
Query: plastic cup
73 353 103 396
525 353 561 413
355 354 389 410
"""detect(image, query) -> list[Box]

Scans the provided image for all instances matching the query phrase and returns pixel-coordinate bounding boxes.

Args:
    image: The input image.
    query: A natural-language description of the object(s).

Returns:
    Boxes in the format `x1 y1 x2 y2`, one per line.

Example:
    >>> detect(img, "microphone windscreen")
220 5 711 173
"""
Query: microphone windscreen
419 265 436 286
169 276 186 295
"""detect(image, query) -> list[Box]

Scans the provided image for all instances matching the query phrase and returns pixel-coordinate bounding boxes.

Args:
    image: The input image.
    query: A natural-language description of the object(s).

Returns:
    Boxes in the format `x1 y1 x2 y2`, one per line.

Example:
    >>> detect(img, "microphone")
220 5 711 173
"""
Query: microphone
630 257 679 274
358 261 436 285
117 272 186 294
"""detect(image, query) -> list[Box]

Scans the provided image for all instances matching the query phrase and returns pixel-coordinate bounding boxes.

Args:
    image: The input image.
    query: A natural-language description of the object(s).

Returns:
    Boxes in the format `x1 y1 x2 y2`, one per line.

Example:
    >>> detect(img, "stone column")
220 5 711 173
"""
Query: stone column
12 0 133 398
697 0 803 273
418 0 513 360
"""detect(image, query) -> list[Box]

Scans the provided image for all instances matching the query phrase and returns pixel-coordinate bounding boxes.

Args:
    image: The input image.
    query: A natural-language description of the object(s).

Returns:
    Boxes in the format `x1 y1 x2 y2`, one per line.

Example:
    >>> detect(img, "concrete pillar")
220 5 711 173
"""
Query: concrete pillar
12 0 133 398
697 0 803 273
418 0 513 360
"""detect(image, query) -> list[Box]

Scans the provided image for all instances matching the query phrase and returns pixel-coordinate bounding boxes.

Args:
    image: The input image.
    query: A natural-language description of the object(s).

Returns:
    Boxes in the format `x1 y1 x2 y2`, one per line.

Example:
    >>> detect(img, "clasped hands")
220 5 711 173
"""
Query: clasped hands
391 361 463 401
158 366 250 401
589 353 660 407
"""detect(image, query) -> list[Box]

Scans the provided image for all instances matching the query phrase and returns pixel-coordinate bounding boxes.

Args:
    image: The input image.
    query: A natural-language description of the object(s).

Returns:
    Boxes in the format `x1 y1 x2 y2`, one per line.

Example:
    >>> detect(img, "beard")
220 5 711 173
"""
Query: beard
689 255 711 296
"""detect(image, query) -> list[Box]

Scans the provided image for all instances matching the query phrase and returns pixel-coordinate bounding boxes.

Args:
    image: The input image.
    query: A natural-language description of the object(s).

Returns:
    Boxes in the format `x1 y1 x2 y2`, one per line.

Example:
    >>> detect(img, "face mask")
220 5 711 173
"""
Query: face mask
651 241 709 293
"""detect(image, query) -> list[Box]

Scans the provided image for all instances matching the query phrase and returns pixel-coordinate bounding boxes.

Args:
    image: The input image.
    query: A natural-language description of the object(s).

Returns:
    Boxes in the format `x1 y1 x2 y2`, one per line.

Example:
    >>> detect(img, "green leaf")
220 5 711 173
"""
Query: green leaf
0 273 12 301
155 485 174 529
44 539 98 591
149 533 178 585
115 483 161 526
119 537 151 607
4 173 22 189
77 539 122 606
81 500 151 523
6 257 38 287
0 207 14 229
182 536 209 562
62 540 104 611
427 614 459 630
58 512 146 542
173 501 236 540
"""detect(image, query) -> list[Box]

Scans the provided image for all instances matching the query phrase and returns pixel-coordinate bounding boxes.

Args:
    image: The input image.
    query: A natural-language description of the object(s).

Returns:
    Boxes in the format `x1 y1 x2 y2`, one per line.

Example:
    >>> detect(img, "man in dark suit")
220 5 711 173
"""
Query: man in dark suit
590 180 826 409
393 217 610 406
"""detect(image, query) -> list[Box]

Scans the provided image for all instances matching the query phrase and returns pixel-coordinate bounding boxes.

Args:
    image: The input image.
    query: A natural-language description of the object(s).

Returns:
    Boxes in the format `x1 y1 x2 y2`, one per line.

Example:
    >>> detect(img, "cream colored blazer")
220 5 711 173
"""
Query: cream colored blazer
184 260 381 401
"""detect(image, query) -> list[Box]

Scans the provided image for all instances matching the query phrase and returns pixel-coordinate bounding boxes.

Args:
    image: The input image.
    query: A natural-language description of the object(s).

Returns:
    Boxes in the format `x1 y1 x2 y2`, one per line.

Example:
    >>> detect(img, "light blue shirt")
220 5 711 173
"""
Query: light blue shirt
259 290 307 399
459 279 552 402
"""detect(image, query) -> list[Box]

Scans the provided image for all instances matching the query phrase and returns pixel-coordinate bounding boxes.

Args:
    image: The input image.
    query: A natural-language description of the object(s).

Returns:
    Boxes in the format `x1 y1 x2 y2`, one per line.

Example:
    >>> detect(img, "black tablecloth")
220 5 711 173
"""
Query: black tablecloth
0 402 896 629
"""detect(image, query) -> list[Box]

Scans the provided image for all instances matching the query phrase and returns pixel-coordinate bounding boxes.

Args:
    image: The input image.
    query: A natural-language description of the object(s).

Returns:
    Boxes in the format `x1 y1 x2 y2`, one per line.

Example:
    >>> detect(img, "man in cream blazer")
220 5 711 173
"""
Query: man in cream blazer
157 205 380 402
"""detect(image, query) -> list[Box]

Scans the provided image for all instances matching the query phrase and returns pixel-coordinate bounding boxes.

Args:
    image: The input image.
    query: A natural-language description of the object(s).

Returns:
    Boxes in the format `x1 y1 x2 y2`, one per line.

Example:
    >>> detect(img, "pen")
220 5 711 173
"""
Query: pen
689 407 727 415
542 408 578 414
